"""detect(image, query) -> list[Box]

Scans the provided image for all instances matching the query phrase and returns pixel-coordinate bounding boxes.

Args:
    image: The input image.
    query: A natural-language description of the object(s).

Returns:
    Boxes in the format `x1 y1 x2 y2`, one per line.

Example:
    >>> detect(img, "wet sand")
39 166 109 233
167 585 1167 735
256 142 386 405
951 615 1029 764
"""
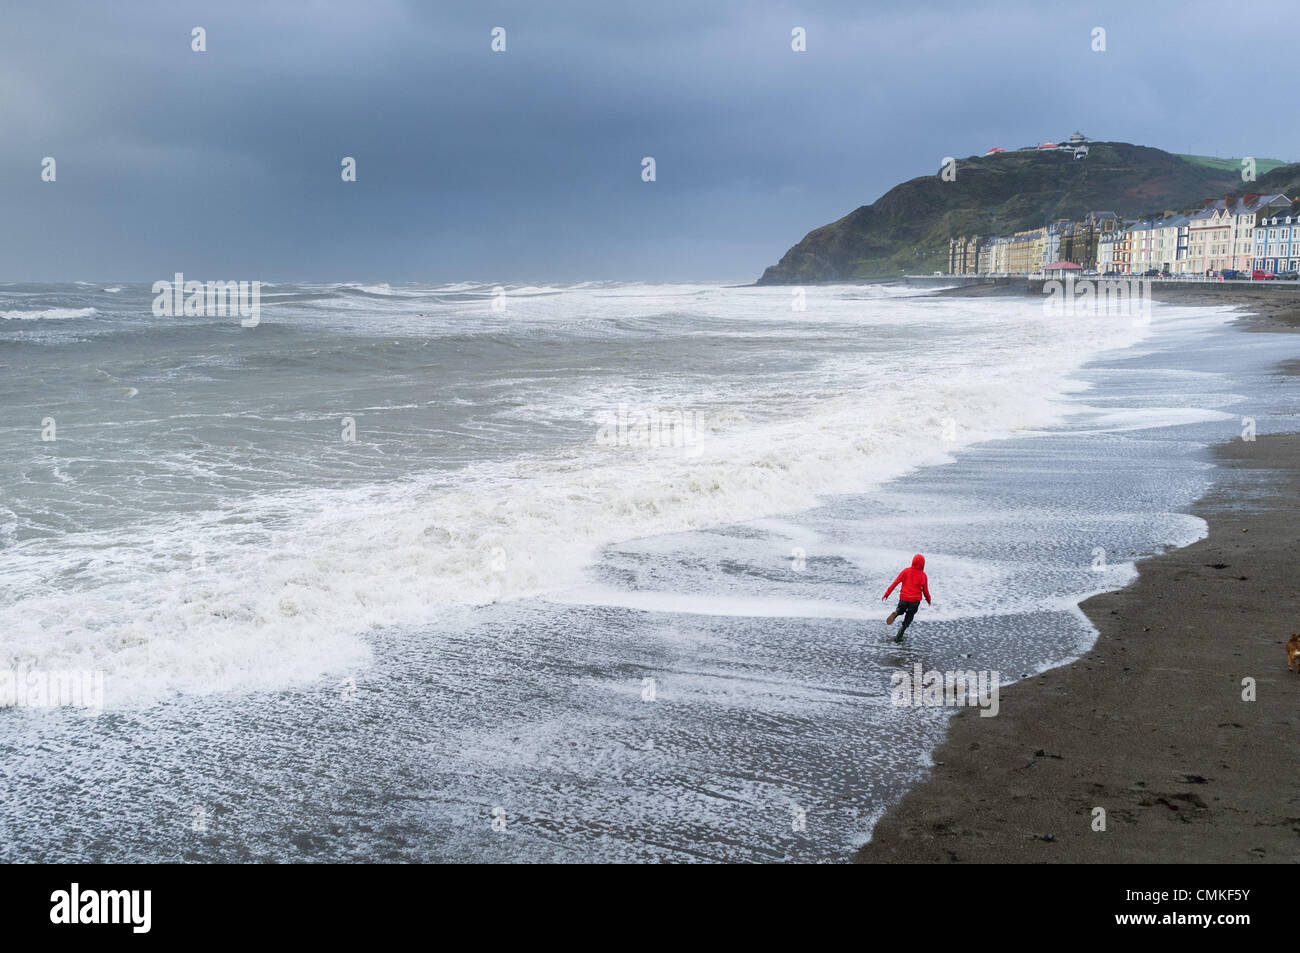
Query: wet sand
856 300 1300 864
933 279 1300 330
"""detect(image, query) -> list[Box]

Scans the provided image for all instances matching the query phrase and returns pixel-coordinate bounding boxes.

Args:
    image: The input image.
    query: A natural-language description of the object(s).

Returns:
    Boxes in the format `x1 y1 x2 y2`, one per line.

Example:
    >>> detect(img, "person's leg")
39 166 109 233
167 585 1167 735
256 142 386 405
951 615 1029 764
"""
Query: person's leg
897 602 919 638
891 601 912 642
888 599 907 626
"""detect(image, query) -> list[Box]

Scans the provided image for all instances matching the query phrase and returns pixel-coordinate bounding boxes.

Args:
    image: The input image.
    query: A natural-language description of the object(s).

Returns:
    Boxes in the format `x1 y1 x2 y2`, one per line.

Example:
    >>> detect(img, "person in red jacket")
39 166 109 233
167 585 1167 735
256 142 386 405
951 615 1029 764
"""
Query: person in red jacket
882 553 931 643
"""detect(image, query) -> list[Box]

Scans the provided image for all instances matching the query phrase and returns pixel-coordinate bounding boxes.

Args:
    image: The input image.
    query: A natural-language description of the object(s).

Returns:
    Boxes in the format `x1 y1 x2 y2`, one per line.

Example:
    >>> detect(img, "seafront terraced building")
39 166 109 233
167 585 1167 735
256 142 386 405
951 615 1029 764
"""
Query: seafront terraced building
1253 202 1300 274
949 196 1288 276
1005 229 1046 274
947 235 982 274
948 210 1118 276
1184 194 1287 274
1097 230 1120 274
1062 211 1119 267
1127 215 1187 275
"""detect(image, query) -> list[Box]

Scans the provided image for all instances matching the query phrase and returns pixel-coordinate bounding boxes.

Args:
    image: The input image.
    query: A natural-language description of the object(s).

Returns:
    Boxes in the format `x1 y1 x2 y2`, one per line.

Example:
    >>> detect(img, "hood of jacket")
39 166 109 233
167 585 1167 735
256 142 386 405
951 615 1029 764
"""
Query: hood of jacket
911 554 925 570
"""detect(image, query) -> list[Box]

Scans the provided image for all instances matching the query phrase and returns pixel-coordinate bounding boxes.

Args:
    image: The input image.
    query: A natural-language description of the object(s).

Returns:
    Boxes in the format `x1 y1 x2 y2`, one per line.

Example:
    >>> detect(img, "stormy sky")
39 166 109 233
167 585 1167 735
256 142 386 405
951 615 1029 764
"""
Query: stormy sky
4 0 1297 283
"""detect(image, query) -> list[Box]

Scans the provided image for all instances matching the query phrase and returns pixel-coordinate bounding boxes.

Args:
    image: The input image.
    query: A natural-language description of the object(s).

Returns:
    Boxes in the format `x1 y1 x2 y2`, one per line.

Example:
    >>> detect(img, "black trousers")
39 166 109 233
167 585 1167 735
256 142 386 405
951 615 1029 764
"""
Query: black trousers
895 600 921 636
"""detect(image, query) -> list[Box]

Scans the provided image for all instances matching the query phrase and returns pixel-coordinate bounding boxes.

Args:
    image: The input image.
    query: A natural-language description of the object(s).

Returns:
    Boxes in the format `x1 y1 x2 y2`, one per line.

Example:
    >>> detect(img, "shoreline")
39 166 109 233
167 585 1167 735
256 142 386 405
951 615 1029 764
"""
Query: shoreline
930 279 1300 329
855 304 1300 864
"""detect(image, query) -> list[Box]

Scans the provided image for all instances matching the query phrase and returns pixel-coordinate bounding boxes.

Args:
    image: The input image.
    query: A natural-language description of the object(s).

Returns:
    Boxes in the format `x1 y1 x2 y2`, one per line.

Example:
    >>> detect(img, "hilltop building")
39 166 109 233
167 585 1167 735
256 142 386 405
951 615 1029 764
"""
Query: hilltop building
981 132 1092 158
1003 131 1092 158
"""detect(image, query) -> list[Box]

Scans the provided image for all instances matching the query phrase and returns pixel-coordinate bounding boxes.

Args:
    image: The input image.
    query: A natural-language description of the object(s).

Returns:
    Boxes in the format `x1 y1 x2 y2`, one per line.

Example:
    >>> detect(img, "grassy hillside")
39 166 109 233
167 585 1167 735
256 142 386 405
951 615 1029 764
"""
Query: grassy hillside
1254 161 1300 198
1178 154 1288 175
757 143 1300 284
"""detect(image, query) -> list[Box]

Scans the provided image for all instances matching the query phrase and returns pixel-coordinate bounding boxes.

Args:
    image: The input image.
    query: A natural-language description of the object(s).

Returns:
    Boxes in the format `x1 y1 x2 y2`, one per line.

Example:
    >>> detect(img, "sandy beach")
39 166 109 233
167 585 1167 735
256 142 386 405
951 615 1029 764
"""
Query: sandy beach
857 293 1300 864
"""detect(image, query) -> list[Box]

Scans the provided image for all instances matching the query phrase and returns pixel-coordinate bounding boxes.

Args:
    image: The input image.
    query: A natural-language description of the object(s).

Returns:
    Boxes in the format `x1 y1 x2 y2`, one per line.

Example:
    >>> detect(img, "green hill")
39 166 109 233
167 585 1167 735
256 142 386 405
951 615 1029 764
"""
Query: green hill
1178 154 1287 175
1255 161 1300 198
757 142 1300 284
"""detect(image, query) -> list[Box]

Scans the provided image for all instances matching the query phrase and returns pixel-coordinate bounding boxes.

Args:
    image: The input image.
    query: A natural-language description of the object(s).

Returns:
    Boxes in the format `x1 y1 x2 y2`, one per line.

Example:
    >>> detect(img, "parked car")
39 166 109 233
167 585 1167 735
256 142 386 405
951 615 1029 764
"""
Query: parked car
1140 269 1161 277
1250 269 1276 280
1277 272 1299 280
1220 269 1239 279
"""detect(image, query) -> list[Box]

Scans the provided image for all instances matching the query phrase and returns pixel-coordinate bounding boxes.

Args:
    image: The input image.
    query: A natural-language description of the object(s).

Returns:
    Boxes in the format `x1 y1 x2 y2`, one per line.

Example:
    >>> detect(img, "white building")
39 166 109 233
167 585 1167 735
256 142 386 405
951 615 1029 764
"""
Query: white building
1097 231 1122 274
1252 205 1300 274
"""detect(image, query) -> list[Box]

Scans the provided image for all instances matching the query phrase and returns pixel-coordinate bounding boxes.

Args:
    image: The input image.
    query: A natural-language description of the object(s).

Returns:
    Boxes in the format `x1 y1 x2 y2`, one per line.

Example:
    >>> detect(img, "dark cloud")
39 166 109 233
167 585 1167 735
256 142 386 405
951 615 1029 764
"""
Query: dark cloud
3 0 1296 281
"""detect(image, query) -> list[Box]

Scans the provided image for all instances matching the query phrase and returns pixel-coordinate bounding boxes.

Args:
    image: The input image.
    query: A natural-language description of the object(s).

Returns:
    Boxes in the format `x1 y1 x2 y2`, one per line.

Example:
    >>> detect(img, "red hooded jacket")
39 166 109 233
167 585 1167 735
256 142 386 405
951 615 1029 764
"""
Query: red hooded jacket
884 554 930 603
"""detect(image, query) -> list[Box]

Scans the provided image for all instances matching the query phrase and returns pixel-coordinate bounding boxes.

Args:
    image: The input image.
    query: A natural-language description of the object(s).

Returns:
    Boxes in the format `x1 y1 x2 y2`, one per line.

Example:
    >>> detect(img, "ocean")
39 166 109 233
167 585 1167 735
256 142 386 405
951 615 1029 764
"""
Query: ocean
0 280 1293 861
